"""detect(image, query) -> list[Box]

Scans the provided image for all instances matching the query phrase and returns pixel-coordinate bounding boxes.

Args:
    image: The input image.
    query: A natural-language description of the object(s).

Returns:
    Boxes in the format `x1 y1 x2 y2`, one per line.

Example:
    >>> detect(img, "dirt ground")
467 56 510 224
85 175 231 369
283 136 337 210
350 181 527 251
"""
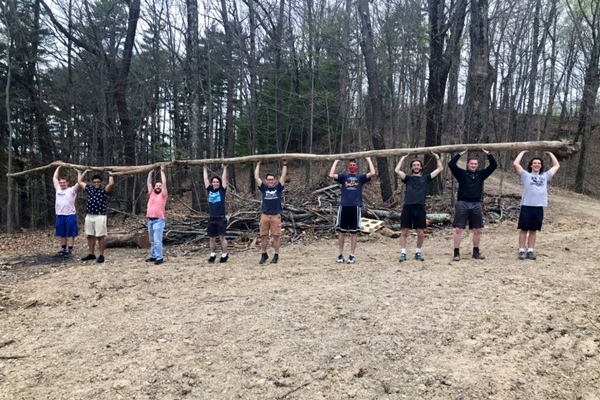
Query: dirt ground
1 176 600 400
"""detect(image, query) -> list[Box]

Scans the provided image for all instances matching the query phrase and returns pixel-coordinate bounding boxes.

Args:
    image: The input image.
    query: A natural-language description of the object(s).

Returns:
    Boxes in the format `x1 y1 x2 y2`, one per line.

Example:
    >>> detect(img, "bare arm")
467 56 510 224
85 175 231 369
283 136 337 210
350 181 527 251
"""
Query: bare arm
365 157 376 179
160 165 168 194
203 165 210 188
221 164 228 189
430 153 444 179
53 166 60 188
328 160 340 180
254 161 262 187
105 174 115 193
147 170 154 193
78 169 88 190
513 150 527 176
546 152 560 177
394 154 408 181
279 160 288 186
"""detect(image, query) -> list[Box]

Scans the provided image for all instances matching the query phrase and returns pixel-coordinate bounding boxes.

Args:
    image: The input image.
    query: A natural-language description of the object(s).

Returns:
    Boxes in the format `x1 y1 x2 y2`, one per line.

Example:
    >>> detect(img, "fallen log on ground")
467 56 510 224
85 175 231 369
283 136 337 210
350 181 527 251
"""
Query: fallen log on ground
106 232 151 249
7 140 578 177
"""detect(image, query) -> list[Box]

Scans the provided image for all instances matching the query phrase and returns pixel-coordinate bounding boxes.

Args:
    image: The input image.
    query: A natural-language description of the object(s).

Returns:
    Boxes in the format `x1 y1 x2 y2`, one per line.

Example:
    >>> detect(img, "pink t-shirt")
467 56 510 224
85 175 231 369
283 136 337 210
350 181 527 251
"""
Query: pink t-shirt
55 185 77 215
147 190 168 219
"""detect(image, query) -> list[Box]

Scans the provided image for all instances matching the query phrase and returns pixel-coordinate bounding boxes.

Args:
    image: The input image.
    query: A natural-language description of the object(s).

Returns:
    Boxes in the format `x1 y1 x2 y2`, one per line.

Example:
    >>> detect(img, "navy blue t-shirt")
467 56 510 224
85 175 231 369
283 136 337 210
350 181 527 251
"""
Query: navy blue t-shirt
260 182 284 215
337 174 370 207
85 185 108 215
402 174 432 206
207 186 227 217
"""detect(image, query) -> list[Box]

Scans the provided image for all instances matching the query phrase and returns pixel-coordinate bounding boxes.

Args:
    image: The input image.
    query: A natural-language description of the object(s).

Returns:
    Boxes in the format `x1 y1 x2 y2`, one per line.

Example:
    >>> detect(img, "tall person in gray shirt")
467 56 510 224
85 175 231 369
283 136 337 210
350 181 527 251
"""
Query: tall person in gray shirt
395 153 443 262
513 151 560 260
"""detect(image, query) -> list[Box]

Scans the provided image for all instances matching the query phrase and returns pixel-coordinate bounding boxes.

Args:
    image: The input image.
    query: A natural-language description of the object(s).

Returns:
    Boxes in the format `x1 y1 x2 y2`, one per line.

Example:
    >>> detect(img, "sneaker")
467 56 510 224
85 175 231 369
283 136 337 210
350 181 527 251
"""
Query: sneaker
452 253 460 262
56 249 66 257
155 258 164 265
208 255 216 263
96 255 105 263
347 255 356 264
270 254 279 264
81 254 96 261
527 251 537 260
146 257 157 263
64 250 73 257
399 253 407 262
472 252 485 260
518 251 526 260
415 253 425 261
259 253 269 264
220 254 229 263
336 255 345 264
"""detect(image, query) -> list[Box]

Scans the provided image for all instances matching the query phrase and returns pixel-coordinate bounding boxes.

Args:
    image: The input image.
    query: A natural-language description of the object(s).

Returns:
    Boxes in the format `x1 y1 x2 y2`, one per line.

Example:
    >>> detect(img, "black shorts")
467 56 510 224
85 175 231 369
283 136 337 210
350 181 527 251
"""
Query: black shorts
336 206 361 233
453 201 484 229
207 216 227 237
400 204 427 229
517 206 544 231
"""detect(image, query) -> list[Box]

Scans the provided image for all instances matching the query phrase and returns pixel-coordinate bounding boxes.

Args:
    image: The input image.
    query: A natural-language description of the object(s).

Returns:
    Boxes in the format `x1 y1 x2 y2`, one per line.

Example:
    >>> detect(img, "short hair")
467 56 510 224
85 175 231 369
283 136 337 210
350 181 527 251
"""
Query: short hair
527 157 544 173
91 175 103 182
265 173 276 180
467 157 479 163
410 159 422 168
348 159 357 164
211 176 222 186
58 176 68 182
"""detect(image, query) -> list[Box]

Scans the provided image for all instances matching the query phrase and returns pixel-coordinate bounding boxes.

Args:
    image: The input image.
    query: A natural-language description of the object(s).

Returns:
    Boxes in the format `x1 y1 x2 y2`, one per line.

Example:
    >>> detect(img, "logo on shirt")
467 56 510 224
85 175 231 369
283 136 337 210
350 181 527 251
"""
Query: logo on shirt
264 189 279 200
208 191 222 203
529 176 546 187
344 178 360 190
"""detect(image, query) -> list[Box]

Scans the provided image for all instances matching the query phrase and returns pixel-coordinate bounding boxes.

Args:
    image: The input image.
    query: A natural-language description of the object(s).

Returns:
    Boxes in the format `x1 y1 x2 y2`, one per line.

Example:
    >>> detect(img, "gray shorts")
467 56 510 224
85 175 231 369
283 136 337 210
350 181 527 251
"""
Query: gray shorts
453 201 484 229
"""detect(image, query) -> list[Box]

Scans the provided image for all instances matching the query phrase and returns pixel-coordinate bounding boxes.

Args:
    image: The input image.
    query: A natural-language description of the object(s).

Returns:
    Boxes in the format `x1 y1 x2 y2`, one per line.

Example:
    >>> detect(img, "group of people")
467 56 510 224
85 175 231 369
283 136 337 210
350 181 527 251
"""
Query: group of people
52 149 559 264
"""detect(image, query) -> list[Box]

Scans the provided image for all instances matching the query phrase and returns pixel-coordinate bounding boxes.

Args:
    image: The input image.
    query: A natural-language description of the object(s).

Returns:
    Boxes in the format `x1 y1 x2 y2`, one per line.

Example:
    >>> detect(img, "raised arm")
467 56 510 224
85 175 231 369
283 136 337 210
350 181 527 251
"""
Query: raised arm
203 165 210 188
365 157 376 178
394 154 408 181
147 170 154 193
279 160 288 186
448 149 466 175
481 149 498 179
78 169 88 190
546 152 560 177
160 164 168 194
512 150 527 176
430 153 444 179
53 166 61 188
221 164 228 189
105 173 115 193
328 160 340 180
254 161 263 187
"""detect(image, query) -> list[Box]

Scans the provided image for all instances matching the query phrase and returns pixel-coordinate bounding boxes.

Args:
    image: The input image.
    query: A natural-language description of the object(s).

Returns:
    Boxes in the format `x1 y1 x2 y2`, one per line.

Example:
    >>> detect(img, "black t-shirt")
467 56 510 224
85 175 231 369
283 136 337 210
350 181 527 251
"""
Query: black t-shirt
85 185 108 215
336 174 370 207
402 174 432 206
207 186 227 217
260 182 284 215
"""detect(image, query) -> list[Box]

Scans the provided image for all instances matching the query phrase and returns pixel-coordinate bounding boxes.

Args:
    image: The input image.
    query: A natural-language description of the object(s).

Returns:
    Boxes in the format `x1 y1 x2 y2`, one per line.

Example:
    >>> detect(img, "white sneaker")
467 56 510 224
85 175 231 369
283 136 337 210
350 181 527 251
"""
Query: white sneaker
347 255 356 264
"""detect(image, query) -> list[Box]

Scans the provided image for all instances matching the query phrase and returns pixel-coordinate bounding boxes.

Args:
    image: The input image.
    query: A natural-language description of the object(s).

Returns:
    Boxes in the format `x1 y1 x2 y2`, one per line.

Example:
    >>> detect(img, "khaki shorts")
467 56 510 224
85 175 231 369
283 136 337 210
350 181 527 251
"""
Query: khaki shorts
260 214 282 237
85 214 108 237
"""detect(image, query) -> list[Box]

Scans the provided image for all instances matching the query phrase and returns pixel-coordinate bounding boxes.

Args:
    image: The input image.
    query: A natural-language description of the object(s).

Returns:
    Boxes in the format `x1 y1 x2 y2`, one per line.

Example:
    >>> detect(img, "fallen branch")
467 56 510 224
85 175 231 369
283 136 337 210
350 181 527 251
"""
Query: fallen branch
7 140 578 177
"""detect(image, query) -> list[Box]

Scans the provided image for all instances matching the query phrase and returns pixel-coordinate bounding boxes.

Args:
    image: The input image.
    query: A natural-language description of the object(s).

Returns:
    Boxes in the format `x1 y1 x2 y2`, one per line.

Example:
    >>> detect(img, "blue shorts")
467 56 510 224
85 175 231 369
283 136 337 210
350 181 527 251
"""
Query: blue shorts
55 215 79 238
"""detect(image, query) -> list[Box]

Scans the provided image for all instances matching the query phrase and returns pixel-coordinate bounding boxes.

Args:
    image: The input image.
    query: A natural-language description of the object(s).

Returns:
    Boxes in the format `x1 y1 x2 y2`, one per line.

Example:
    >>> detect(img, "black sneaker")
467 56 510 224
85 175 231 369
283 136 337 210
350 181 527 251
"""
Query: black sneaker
527 251 537 260
270 254 279 264
146 257 157 263
64 250 73 257
155 258 164 265
96 255 105 263
472 252 485 260
56 249 66 257
347 255 356 264
219 254 229 263
208 255 216 263
259 253 269 264
518 251 526 260
336 255 345 264
81 254 96 261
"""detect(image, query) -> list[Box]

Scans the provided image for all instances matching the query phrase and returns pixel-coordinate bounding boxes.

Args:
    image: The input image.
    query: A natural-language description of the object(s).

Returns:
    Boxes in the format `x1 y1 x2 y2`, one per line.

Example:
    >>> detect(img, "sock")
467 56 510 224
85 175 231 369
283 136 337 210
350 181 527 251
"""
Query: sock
210 252 216 257
274 253 278 256
61 245 66 250
68 246 73 250
221 252 228 257
473 247 480 254
519 248 525 252
401 248 406 255
262 253 268 256
528 248 534 252
454 248 460 256
415 248 421 254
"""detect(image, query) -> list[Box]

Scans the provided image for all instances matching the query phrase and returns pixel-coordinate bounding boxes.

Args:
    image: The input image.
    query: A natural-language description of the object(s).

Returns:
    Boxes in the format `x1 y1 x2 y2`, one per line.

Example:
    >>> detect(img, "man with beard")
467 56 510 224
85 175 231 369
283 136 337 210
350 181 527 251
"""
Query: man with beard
329 157 376 264
255 160 288 264
513 151 560 261
204 164 229 263
449 149 497 261
395 153 443 262
145 165 169 265
53 165 82 257
78 170 115 263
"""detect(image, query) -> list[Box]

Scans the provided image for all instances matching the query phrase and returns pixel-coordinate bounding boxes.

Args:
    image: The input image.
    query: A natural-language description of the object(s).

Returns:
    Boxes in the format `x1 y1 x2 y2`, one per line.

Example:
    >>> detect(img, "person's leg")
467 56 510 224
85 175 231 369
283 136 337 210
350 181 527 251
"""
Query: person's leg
66 237 74 247
98 236 106 256
400 228 409 250
453 228 463 249
219 235 228 254
154 220 165 260
527 231 537 249
87 235 96 254
473 228 481 248
519 230 527 249
209 237 217 254
338 233 346 254
416 229 425 248
350 233 358 255
60 237 67 246
261 236 268 253
148 221 156 259
273 236 281 253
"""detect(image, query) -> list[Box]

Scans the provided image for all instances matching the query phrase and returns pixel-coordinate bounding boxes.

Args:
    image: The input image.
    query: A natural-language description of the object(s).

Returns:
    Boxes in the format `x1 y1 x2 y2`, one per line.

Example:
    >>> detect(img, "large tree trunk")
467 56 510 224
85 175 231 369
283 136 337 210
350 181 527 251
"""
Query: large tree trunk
357 0 393 203
220 0 237 188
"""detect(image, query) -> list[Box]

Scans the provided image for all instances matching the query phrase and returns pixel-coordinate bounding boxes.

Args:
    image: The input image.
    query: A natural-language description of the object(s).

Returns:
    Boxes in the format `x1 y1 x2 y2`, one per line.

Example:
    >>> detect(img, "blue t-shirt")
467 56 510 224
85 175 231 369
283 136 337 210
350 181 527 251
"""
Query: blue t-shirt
207 186 227 217
260 182 284 215
337 174 370 207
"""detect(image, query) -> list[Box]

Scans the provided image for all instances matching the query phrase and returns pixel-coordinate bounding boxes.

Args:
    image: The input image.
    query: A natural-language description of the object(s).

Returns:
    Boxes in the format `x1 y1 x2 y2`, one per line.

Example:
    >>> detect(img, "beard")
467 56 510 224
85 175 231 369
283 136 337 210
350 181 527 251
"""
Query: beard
154 188 162 194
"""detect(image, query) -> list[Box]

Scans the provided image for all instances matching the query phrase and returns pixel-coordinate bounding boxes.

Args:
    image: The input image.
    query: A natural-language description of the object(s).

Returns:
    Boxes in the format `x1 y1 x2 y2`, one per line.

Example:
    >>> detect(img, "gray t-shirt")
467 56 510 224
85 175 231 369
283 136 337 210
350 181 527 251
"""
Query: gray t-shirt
520 171 552 207
402 174 432 206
